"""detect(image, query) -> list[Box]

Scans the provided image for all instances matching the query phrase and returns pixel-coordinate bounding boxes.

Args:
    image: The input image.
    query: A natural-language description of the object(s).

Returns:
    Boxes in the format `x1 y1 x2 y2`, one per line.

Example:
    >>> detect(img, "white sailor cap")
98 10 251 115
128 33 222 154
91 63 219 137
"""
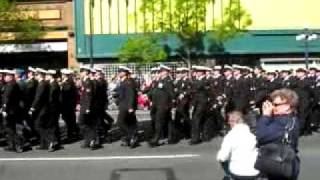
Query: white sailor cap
192 65 207 71
176 67 189 72
232 64 243 70
223 65 233 70
90 68 97 73
47 69 56 75
94 67 103 72
204 66 212 71
151 67 160 72
242 66 252 71
2 69 15 75
213 66 222 70
159 64 171 71
36 68 47 74
28 66 37 73
61 68 73 75
80 65 91 71
118 66 131 73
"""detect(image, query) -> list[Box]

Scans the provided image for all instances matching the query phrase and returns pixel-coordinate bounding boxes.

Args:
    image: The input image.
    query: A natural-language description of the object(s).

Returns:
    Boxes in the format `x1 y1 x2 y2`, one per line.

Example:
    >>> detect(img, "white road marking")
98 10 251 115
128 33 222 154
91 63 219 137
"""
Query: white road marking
0 154 200 162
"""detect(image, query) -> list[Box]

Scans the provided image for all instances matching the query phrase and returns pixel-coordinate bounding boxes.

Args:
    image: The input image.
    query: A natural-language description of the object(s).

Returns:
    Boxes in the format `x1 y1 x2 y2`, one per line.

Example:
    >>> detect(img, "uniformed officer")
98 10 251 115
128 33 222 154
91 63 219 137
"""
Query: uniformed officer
0 70 5 139
24 67 39 140
189 66 209 145
1 70 24 152
60 69 79 142
294 68 313 135
174 67 192 140
78 66 98 150
46 70 61 152
146 67 160 138
206 66 225 137
149 65 175 147
116 66 139 148
93 67 111 145
29 68 50 150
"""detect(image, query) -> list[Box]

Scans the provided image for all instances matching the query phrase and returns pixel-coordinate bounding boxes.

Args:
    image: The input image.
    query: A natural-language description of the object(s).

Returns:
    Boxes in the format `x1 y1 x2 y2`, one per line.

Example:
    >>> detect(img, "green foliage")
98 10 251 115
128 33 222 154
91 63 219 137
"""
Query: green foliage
213 0 252 43
119 35 167 63
138 0 252 53
0 0 44 42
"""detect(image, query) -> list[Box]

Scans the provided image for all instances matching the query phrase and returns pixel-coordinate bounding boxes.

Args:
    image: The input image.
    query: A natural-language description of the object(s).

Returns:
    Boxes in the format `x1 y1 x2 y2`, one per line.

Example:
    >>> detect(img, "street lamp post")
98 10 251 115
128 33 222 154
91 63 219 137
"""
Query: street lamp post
296 28 318 69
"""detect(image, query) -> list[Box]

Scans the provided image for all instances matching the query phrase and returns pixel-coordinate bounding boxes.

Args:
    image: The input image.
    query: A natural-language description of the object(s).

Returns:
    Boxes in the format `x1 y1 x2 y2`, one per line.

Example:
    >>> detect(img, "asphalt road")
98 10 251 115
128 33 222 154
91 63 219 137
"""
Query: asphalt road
0 111 319 180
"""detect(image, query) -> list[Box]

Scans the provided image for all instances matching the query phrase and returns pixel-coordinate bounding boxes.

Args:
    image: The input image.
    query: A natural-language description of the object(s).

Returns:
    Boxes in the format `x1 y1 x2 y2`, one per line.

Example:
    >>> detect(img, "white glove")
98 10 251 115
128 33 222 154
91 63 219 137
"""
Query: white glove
2 111 7 118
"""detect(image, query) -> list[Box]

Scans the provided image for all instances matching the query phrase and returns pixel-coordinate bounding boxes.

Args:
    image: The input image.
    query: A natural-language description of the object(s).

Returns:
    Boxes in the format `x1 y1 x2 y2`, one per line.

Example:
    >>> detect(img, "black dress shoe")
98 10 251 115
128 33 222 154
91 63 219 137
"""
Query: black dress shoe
89 140 97 150
4 147 16 152
36 146 48 150
80 143 89 149
48 142 55 152
16 145 24 153
129 137 139 149
189 140 201 145
148 141 159 148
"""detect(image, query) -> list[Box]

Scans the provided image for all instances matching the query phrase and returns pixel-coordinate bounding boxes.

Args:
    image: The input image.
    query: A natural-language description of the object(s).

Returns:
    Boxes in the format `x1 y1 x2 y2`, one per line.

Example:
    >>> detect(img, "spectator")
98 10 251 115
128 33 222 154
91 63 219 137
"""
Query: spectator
256 88 300 180
217 111 259 180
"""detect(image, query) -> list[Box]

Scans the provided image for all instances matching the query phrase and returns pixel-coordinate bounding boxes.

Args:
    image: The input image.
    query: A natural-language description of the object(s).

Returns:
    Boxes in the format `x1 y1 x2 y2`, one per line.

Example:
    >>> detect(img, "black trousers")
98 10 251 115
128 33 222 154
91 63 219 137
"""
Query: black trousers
61 108 79 139
174 102 191 139
34 109 50 148
47 111 60 145
150 106 172 143
78 112 97 146
117 109 137 142
191 102 207 142
4 114 24 149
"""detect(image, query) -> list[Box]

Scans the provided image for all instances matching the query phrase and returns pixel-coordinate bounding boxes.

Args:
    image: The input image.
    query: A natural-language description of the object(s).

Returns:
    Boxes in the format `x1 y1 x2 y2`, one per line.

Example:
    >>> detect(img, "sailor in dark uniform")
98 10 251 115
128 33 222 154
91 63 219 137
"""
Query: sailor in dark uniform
60 69 79 142
78 66 98 150
0 70 5 138
207 66 225 136
1 70 24 152
29 68 50 150
146 67 160 138
228 65 251 114
116 66 139 148
149 65 175 147
24 67 39 140
174 67 192 140
93 67 111 145
294 68 313 135
45 70 61 151
189 66 209 145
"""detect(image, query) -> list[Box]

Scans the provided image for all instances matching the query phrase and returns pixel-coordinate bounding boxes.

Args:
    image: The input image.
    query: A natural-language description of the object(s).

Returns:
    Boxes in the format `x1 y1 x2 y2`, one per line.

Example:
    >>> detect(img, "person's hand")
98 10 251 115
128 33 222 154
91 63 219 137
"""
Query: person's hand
128 108 134 113
262 100 273 116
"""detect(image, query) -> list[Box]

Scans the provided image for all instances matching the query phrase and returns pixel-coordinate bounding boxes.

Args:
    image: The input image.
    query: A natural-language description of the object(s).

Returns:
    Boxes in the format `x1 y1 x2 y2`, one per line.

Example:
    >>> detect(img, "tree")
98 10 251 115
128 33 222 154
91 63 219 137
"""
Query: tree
139 0 252 69
0 0 44 42
118 35 167 63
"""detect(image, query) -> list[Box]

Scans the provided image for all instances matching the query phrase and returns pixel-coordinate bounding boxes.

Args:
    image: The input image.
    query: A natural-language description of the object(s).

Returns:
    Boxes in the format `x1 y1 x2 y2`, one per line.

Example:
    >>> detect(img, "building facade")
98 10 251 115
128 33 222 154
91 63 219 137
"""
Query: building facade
75 0 320 69
0 0 76 68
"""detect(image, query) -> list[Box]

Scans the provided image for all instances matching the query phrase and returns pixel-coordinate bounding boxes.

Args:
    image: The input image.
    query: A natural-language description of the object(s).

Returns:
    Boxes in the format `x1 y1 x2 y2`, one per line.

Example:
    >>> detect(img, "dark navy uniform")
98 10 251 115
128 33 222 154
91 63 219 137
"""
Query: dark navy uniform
2 79 24 152
30 79 50 149
60 77 79 141
117 77 138 147
47 79 61 150
174 76 192 140
190 75 209 144
78 77 96 148
149 75 174 146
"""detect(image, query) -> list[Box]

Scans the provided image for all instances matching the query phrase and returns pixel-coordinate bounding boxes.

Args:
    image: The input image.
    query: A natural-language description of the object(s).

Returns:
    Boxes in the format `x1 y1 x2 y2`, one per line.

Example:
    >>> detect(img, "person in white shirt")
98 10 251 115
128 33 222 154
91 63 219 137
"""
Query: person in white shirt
217 111 259 180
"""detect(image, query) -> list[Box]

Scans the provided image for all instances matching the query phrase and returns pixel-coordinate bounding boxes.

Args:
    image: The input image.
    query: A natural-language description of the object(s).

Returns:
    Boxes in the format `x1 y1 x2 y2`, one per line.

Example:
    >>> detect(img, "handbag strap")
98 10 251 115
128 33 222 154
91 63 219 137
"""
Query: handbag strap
282 117 296 145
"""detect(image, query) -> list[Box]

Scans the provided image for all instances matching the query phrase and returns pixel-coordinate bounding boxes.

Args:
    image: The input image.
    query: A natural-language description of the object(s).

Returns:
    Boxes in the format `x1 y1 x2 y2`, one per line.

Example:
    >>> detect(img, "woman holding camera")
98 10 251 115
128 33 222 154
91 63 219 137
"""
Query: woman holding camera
256 88 300 180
